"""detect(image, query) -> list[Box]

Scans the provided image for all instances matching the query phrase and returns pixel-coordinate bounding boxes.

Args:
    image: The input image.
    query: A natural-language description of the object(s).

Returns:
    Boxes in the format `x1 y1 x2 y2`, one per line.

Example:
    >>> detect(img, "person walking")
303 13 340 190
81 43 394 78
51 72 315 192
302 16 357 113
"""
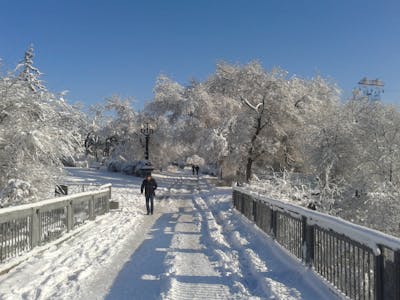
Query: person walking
192 164 195 175
195 165 200 175
141 174 158 215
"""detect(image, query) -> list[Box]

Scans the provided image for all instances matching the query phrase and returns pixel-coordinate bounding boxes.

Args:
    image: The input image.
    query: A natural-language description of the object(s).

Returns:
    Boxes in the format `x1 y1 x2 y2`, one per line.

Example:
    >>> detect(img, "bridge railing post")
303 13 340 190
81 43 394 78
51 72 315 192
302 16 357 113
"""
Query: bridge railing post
271 209 277 238
105 195 110 214
89 195 95 220
302 216 314 266
252 199 257 222
375 245 384 300
394 250 400 300
105 185 111 213
241 194 245 214
31 208 40 248
67 201 73 232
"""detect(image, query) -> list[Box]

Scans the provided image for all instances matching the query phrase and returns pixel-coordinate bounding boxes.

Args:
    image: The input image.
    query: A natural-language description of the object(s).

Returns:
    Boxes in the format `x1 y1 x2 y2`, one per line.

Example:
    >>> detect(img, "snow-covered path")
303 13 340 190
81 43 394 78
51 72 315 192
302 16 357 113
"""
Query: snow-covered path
0 169 337 300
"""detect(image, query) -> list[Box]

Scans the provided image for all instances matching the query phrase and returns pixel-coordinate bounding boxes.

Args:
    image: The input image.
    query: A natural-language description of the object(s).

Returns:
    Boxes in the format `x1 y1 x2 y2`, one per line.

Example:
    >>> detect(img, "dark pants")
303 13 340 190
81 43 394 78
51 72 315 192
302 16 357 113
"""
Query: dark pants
145 194 154 214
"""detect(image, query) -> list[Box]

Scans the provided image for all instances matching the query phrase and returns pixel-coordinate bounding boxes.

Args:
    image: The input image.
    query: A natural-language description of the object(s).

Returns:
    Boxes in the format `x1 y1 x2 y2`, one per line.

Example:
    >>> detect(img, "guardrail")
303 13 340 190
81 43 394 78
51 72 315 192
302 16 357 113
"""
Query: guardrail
233 187 400 300
55 183 109 196
0 184 112 264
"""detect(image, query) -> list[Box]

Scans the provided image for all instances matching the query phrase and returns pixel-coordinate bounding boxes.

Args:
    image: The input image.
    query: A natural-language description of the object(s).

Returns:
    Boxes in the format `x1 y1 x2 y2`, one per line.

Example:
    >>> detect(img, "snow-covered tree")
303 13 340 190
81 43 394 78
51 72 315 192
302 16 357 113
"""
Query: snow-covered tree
144 74 239 171
86 96 140 163
15 45 46 93
86 60 400 236
0 50 85 206
207 62 338 182
146 75 187 123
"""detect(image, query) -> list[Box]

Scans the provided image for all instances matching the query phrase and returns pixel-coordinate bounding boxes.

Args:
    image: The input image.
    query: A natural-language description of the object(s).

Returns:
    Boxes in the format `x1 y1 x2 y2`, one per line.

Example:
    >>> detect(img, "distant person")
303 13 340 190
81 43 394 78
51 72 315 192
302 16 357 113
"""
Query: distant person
192 165 195 175
195 165 200 175
141 174 158 215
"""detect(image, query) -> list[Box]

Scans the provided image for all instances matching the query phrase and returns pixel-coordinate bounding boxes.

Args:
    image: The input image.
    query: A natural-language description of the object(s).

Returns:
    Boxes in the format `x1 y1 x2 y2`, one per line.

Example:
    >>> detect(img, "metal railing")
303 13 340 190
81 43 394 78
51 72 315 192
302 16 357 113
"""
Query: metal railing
55 183 108 197
233 187 400 300
0 184 112 264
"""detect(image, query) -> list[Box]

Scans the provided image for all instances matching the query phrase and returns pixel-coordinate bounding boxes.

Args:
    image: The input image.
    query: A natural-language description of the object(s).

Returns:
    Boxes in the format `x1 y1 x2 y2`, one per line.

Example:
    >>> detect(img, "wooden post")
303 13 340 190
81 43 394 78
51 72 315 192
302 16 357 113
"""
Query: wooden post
31 208 40 248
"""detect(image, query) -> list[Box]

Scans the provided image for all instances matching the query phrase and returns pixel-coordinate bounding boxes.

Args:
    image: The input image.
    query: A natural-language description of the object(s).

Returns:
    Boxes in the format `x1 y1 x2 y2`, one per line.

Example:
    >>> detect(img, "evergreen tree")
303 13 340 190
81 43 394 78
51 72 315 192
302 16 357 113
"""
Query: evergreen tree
16 45 46 92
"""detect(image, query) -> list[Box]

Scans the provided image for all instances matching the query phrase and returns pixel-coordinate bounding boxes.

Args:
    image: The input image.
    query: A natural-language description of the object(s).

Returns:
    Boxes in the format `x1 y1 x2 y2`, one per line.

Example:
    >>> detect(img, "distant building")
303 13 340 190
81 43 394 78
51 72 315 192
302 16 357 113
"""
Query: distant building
353 77 384 101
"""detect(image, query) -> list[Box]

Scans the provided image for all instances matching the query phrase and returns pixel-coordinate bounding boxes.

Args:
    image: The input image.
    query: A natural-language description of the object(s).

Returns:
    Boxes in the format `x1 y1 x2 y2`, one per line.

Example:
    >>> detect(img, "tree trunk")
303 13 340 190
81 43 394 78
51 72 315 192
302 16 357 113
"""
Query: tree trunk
245 115 262 182
245 156 253 182
241 93 268 183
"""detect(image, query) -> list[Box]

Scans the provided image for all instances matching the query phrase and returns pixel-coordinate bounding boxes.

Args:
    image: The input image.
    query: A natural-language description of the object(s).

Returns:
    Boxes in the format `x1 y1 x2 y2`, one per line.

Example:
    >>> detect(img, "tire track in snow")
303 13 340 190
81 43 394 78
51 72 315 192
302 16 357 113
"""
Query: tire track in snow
161 175 233 299
194 179 279 298
196 178 338 300
190 191 265 299
162 175 260 300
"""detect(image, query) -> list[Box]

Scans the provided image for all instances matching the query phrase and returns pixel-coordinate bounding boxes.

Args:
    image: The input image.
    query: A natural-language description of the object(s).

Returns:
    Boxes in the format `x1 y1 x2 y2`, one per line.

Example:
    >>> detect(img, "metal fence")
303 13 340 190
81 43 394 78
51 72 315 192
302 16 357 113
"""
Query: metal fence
55 183 108 197
233 188 400 300
0 184 112 264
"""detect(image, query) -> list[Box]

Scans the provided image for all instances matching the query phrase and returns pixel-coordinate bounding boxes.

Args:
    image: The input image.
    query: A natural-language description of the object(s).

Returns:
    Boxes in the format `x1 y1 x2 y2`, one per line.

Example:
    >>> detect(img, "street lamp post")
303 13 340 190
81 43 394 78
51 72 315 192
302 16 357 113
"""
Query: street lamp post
140 122 153 160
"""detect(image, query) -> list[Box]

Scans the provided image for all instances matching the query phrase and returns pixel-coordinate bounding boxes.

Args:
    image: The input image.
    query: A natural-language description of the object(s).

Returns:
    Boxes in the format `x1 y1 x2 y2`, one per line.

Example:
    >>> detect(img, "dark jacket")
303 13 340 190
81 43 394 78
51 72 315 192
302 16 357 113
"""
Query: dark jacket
141 178 157 196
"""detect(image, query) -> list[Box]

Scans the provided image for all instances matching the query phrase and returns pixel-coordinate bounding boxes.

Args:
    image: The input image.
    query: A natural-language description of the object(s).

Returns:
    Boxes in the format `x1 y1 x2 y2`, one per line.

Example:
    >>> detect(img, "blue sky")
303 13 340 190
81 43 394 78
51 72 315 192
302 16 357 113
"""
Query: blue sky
0 0 399 109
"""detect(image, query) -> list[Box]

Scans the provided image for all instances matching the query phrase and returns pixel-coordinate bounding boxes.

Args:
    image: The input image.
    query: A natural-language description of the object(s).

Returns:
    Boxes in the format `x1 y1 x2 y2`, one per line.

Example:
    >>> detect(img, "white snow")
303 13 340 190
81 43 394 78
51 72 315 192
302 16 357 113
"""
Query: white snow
0 168 338 299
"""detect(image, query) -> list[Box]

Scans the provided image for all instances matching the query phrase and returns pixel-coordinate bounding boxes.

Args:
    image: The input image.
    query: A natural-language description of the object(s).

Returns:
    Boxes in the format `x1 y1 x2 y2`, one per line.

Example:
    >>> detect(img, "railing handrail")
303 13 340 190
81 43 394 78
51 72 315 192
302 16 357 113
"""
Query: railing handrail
0 185 112 216
98 183 112 189
234 186 400 253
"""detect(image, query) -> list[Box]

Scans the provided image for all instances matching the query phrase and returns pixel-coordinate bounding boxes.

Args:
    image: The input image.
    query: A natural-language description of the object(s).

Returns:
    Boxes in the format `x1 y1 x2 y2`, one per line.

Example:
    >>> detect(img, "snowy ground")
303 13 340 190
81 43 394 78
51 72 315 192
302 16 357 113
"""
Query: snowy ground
0 168 337 300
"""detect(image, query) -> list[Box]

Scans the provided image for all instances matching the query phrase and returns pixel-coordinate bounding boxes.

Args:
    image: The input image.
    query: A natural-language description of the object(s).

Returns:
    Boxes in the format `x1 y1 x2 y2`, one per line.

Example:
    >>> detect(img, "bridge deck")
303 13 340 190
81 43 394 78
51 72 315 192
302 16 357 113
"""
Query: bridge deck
0 169 337 300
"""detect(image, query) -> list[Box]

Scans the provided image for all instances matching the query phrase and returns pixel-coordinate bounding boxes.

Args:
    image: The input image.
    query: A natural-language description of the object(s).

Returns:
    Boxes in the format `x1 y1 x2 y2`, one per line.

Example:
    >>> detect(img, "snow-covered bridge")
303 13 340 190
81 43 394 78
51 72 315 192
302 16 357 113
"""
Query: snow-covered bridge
0 168 398 300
